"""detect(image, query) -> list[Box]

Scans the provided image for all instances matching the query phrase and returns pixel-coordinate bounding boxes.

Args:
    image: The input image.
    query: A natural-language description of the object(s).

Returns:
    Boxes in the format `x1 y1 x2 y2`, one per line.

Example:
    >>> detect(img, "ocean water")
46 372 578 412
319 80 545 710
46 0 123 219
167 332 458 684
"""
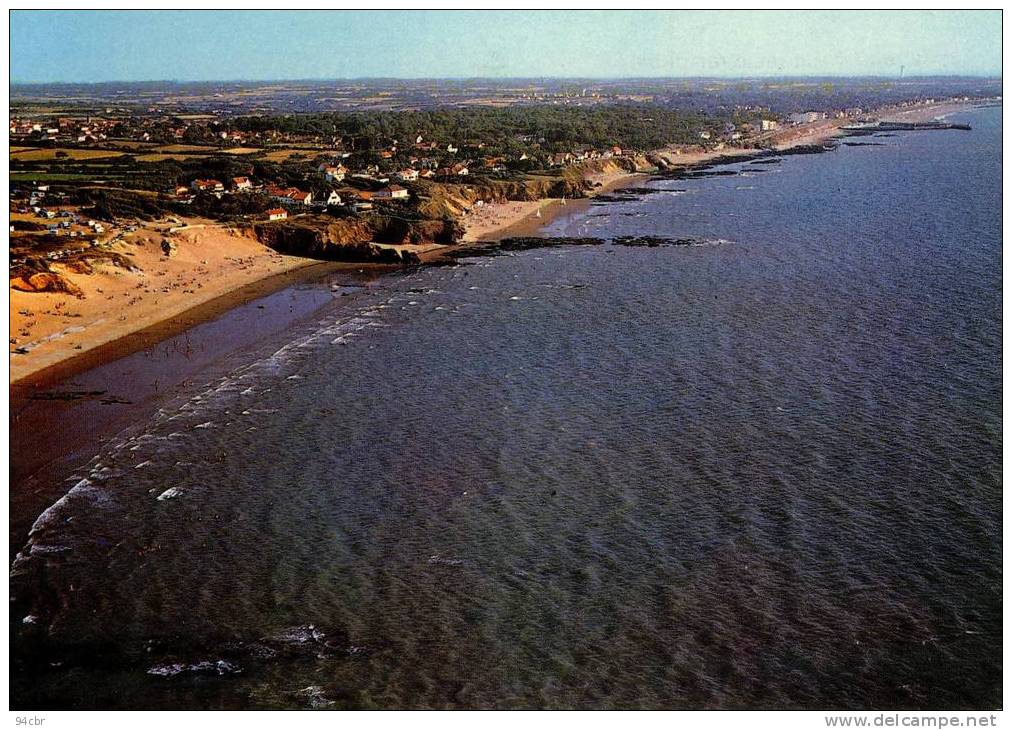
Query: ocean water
11 107 1002 709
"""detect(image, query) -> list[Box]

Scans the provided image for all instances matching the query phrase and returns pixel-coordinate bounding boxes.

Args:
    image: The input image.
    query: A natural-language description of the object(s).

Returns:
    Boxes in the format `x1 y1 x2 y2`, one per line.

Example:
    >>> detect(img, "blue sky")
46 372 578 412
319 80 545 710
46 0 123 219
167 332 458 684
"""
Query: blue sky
10 10 1002 83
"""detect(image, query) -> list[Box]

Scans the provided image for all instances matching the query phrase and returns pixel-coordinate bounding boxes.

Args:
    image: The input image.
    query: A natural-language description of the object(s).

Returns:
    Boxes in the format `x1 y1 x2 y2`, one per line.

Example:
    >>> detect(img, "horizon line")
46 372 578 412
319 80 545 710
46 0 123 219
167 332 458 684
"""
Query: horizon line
9 74 1004 87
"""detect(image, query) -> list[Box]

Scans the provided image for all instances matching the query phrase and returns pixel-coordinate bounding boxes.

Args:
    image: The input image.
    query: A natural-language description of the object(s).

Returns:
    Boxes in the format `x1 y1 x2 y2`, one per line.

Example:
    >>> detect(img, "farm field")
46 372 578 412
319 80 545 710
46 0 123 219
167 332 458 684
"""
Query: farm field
11 148 126 161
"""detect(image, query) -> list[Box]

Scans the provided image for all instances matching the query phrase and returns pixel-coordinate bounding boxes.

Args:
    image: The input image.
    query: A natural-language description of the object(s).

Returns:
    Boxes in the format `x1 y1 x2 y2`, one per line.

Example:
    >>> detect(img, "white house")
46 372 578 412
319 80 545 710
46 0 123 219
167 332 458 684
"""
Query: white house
191 178 224 192
268 186 312 206
374 184 409 200
321 164 347 182
787 111 823 126
266 208 288 221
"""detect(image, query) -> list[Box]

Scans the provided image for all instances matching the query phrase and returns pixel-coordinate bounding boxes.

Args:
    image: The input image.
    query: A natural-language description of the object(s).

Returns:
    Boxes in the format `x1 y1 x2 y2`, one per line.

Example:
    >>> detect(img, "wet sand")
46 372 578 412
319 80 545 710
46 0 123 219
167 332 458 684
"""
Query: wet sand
10 222 317 384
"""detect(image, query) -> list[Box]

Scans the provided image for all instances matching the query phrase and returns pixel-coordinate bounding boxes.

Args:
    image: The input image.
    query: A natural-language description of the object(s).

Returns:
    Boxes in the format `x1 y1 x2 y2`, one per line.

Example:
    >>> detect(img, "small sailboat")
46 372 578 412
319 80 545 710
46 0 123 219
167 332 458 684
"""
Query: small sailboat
535 208 542 218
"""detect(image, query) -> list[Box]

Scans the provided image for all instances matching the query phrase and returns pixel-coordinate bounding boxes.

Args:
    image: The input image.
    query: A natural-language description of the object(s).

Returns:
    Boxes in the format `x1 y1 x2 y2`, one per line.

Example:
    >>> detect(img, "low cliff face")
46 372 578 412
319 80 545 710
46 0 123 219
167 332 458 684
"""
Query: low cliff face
416 177 589 219
251 155 661 263
416 156 658 219
566 154 657 179
251 215 462 263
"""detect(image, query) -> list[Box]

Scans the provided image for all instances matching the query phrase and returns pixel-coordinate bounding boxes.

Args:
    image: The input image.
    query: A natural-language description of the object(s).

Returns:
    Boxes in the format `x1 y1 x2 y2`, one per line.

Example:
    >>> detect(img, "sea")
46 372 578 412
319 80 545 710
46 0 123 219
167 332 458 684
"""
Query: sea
10 106 1002 710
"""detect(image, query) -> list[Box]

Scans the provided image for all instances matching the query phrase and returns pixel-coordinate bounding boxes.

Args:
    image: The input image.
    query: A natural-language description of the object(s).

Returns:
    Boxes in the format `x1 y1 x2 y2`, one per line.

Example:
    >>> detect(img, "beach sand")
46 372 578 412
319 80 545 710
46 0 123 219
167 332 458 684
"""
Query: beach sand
10 221 316 384
879 101 979 123
458 169 650 244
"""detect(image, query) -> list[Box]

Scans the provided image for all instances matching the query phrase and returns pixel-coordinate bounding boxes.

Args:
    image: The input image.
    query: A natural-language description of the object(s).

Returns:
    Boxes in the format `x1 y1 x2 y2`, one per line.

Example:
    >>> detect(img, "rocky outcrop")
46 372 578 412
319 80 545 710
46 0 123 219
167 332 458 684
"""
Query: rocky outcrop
11 272 84 297
251 215 461 264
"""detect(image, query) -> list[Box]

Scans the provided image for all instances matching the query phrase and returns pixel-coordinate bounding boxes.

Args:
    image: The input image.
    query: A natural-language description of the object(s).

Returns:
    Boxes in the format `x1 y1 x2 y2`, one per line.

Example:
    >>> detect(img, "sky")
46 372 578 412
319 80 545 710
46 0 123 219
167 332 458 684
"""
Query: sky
9 10 1003 83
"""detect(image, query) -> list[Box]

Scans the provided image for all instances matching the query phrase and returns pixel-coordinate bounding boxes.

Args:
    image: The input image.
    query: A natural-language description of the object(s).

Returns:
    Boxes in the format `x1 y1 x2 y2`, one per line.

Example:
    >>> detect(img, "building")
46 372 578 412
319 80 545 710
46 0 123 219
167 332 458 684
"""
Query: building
325 191 342 206
787 111 824 126
191 178 224 192
396 169 419 182
266 208 288 221
232 176 253 192
322 166 346 183
374 184 409 200
318 162 348 182
757 119 780 132
268 186 312 206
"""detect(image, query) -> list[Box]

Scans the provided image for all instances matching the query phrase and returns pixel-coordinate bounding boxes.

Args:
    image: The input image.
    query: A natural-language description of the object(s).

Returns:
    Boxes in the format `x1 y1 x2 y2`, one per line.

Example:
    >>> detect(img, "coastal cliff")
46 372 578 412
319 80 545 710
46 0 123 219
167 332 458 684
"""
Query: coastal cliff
251 215 461 263
415 155 658 219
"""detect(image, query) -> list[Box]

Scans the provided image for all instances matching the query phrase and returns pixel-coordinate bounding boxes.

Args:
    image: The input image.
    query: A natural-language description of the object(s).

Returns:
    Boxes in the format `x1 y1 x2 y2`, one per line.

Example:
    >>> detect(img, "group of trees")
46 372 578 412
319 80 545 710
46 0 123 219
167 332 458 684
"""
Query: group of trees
229 104 725 156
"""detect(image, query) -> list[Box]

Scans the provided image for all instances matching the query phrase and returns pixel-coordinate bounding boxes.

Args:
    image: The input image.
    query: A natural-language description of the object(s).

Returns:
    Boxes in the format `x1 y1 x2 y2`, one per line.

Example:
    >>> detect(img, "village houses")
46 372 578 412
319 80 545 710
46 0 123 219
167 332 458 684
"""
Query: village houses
374 184 409 200
191 178 224 193
267 185 313 206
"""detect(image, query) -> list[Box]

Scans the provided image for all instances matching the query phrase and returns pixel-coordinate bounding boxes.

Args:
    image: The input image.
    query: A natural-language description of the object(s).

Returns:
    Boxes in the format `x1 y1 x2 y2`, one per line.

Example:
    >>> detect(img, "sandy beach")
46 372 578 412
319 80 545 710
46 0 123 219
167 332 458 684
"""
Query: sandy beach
10 221 318 384
458 168 650 243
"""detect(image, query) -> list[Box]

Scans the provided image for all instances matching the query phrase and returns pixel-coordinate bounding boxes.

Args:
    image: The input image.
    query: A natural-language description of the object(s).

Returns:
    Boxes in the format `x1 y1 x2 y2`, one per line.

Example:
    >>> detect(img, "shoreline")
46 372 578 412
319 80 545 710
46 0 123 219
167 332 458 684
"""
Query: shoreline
449 98 981 249
9 99 982 388
9 224 403 387
10 259 362 392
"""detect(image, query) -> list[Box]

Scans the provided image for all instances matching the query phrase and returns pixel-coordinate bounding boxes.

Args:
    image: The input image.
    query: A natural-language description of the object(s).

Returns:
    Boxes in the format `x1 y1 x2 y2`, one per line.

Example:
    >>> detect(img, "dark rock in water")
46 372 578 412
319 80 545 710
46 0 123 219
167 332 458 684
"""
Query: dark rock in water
751 158 782 165
874 133 898 137
679 169 739 179
742 167 770 173
449 236 605 258
654 165 742 182
611 187 663 196
778 143 838 156
843 141 885 147
499 236 604 251
612 236 706 247
590 194 640 204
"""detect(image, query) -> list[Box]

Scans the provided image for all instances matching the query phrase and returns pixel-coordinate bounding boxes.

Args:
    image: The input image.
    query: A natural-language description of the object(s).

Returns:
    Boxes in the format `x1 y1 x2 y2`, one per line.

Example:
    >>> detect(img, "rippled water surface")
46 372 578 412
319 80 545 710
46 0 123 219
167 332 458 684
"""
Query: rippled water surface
12 108 1002 709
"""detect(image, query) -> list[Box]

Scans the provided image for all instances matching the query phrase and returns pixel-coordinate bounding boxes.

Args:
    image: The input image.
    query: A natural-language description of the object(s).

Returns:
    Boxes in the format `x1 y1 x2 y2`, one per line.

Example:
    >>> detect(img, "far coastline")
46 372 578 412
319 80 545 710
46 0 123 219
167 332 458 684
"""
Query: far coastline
9 98 985 388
